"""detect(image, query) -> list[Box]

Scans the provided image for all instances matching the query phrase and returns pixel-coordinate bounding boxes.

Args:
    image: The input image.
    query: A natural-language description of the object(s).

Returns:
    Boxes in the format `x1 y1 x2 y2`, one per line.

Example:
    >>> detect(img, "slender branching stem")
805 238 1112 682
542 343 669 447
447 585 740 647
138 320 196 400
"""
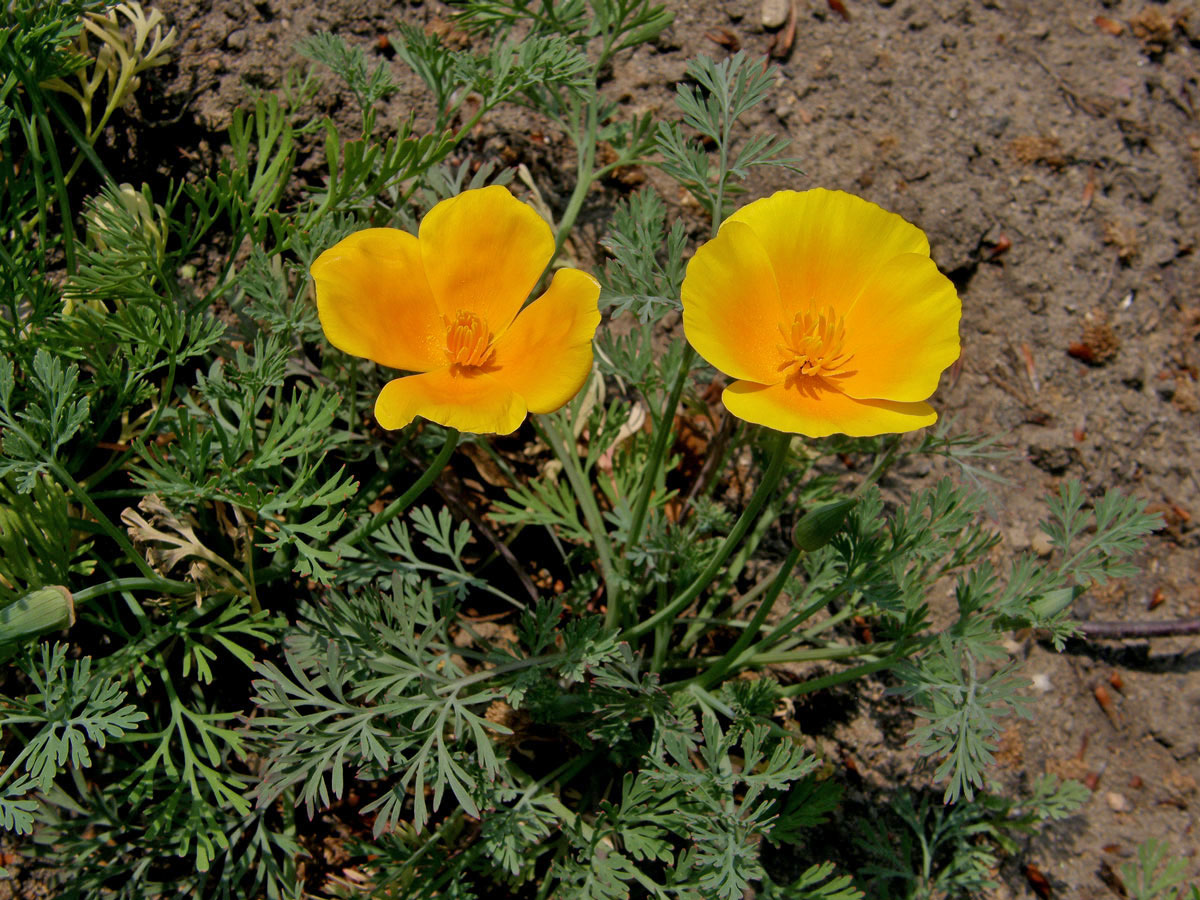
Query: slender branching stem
72 576 194 605
539 412 620 613
624 429 792 644
777 636 932 698
678 496 782 652
611 343 696 624
688 544 803 690
340 427 459 549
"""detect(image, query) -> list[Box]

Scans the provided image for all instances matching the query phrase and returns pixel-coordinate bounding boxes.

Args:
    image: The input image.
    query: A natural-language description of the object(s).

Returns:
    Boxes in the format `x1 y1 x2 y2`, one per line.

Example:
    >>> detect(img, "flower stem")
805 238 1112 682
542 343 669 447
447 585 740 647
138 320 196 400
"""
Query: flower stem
688 544 803 691
539 412 620 614
677 495 781 652
777 637 930 698
608 343 697 627
624 429 792 644
72 577 194 605
340 427 459 549
45 458 162 584
552 97 599 258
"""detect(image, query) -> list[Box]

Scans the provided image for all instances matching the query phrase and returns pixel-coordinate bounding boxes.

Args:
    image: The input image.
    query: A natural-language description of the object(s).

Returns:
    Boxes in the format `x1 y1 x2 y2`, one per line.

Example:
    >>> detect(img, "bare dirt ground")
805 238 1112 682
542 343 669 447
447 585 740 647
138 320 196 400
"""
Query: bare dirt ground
143 0 1200 895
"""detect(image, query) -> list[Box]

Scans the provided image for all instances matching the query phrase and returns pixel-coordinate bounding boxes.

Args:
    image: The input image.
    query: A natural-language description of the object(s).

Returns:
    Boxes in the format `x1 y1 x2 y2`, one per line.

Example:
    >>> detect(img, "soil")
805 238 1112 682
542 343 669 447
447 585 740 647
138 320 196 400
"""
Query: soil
90 0 1200 894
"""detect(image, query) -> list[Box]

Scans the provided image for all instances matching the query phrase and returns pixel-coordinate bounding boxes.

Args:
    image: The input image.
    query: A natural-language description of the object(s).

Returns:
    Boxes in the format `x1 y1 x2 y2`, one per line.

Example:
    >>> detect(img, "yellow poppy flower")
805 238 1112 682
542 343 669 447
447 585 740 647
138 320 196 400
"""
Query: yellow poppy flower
682 188 961 437
311 186 602 435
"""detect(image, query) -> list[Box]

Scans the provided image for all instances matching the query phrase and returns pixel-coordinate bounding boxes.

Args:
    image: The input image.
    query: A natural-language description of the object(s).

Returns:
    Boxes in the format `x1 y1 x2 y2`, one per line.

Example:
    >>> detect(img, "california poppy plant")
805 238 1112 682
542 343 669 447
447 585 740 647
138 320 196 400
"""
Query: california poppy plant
682 188 961 437
311 186 601 435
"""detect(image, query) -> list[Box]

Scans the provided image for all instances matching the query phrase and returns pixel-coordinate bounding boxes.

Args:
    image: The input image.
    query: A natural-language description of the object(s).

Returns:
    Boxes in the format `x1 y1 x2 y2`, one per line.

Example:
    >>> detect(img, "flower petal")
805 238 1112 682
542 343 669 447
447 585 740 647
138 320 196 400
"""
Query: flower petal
839 253 962 402
489 268 601 414
722 379 937 437
311 228 444 371
375 368 528 435
726 189 930 319
681 221 788 384
419 185 555 334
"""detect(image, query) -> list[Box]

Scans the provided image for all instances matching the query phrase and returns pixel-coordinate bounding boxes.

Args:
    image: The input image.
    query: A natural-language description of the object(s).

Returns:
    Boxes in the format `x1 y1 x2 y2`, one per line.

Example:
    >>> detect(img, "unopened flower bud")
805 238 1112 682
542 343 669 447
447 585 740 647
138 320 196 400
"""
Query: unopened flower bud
1029 586 1079 620
0 586 75 646
792 499 856 552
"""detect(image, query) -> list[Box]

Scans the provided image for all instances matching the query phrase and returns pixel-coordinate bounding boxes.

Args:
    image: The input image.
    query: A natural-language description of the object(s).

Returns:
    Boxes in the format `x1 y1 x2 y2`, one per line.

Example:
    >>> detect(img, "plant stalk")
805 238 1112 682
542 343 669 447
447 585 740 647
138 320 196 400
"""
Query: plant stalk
624 429 792 643
689 544 803 690
340 427 459 549
539 411 620 614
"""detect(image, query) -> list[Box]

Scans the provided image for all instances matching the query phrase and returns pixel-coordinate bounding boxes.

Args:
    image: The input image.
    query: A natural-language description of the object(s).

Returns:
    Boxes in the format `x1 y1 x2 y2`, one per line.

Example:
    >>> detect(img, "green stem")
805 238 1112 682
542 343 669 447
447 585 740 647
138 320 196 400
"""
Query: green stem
688 683 795 742
624 429 792 643
689 545 802 690
552 97 599 257
756 588 858 653
854 434 903 496
776 637 931 698
339 427 459 549
669 640 895 669
727 561 782 617
84 352 177 491
435 652 557 696
678 495 780 652
17 113 50 264
42 457 162 584
651 582 669 672
713 128 730 225
609 344 697 627
72 577 194 605
777 658 897 698
796 603 859 642
32 97 76 274
0 739 38 794
538 413 619 615
610 122 735 626
743 642 893 666
346 431 414 518
40 88 114 183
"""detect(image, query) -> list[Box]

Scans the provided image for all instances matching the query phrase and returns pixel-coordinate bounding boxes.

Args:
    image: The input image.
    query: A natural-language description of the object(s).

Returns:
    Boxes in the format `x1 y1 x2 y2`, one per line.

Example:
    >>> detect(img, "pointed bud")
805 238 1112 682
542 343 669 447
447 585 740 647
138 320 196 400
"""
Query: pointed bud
792 499 856 552
1030 585 1081 620
0 586 75 646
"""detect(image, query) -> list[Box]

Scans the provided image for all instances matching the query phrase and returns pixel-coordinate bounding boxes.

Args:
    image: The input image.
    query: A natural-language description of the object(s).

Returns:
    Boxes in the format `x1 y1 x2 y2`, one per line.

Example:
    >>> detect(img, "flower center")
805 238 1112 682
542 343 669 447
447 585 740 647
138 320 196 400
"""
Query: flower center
777 306 854 383
443 310 495 368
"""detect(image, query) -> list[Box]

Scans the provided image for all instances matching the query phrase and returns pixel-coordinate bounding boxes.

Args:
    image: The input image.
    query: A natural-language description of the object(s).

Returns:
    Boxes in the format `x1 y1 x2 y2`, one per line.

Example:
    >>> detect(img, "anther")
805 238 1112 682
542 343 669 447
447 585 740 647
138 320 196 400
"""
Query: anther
444 310 495 368
776 305 853 382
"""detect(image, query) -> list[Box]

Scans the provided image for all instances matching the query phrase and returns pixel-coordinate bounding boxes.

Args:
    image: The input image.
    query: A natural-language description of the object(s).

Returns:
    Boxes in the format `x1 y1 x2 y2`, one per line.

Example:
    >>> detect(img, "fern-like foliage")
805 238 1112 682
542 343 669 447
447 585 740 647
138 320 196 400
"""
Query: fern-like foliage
0 644 146 836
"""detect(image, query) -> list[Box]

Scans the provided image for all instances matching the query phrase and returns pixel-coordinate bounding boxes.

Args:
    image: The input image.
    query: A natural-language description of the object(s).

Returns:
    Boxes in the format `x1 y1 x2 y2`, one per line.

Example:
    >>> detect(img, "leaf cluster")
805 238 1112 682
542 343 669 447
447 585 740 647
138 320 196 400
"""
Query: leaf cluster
1120 839 1199 900
0 644 145 840
855 776 1088 899
893 480 1160 803
657 51 800 218
599 189 688 323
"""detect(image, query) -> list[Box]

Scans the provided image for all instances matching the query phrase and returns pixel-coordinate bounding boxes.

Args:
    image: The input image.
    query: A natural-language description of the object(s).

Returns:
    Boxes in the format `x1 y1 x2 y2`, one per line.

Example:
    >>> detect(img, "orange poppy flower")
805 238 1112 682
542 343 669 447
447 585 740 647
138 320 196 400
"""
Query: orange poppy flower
682 189 961 437
311 186 601 435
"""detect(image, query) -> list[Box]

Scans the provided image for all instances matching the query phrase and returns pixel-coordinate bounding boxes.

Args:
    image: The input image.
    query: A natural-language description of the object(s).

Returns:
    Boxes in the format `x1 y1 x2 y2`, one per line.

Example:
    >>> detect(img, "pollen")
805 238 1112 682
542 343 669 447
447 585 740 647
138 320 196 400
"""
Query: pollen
777 305 854 383
444 310 495 368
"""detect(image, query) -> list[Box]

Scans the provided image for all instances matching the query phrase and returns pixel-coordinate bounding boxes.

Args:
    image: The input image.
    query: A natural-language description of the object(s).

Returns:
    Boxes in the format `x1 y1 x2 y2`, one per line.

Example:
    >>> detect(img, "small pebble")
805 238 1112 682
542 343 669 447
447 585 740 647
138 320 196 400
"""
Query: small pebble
761 0 790 29
1106 792 1132 812
226 28 248 51
1031 673 1052 693
1030 531 1055 557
